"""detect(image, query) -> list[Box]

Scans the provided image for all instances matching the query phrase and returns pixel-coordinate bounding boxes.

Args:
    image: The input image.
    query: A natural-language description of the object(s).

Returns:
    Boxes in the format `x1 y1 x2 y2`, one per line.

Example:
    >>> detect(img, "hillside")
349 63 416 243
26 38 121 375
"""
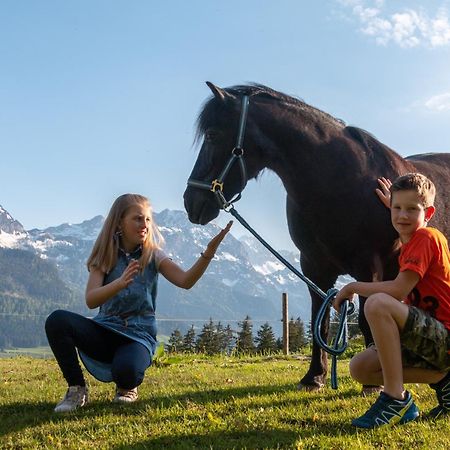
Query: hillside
0 247 84 348
0 205 311 347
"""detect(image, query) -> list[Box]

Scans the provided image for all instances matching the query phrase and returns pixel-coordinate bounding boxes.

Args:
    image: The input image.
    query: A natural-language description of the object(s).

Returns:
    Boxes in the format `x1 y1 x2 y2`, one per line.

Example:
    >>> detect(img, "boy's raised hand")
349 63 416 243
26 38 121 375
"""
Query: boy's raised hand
375 177 392 209
332 283 356 313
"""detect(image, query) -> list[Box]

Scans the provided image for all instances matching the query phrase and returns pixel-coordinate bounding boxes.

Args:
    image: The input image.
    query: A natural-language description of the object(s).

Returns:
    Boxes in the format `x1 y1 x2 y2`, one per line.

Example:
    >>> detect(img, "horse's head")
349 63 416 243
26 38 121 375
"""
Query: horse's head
184 82 263 225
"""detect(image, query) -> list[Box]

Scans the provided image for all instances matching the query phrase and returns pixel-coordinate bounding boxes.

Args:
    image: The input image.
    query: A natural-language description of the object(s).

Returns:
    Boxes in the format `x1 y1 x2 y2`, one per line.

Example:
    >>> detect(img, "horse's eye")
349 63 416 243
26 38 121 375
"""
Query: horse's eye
205 129 220 142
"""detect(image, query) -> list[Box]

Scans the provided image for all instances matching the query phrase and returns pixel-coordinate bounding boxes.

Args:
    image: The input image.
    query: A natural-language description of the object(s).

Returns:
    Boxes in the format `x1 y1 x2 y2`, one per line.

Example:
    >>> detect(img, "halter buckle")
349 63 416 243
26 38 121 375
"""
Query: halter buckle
210 179 224 193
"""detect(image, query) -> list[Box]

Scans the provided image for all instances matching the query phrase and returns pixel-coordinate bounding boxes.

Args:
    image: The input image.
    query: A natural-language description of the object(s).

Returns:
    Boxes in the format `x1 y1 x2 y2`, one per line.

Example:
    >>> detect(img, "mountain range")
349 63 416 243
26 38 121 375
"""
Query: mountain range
0 204 312 348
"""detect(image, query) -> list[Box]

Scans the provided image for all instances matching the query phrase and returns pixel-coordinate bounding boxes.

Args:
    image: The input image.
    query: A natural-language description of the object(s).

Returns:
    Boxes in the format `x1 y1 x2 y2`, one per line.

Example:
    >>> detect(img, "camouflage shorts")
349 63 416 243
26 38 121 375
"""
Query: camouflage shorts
401 305 450 371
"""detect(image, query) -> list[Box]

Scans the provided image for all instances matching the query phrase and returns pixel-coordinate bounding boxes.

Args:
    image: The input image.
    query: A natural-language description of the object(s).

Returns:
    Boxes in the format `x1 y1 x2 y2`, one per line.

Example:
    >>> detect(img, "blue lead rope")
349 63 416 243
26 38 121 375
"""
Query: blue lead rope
227 207 353 389
313 288 355 389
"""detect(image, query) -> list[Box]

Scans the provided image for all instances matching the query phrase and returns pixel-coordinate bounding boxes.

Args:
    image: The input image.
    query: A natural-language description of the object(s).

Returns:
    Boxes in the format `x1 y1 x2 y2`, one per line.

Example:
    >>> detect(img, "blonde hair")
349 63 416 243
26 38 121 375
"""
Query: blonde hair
390 173 436 208
87 194 164 273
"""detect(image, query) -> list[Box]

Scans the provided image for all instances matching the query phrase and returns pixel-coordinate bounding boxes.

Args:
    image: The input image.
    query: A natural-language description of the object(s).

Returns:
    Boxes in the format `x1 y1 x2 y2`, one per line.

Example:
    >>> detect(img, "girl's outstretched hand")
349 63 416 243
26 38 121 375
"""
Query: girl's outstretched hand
375 177 392 209
203 221 233 259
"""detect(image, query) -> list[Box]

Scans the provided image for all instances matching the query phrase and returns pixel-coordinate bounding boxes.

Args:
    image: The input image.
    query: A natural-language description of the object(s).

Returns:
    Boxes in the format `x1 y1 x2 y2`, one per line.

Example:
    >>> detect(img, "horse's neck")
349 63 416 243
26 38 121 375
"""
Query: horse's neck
255 102 411 202
258 107 355 196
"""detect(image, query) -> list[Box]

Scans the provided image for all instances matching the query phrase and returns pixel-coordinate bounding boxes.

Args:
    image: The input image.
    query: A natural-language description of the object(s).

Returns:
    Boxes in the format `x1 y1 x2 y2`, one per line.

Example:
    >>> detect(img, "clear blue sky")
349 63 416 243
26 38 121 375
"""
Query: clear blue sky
1 0 450 251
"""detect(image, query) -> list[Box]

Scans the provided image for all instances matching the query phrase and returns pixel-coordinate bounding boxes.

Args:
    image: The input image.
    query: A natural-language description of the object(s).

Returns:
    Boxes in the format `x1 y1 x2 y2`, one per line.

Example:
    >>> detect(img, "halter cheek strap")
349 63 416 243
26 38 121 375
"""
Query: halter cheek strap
187 95 250 209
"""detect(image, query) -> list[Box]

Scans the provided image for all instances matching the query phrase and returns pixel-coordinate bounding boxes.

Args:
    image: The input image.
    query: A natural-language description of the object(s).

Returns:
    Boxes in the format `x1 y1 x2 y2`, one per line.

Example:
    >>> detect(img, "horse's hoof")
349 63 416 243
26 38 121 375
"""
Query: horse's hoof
297 382 324 392
361 385 383 397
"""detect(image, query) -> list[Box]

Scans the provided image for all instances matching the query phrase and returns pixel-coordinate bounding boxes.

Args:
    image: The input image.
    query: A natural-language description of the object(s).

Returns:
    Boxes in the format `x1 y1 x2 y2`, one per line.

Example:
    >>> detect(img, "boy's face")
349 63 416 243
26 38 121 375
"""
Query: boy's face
390 190 435 243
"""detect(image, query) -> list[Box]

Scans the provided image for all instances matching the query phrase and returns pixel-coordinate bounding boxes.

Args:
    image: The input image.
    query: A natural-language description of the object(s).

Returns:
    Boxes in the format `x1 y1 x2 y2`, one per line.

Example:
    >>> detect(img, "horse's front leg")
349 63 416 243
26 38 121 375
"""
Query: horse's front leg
297 255 338 391
298 288 331 390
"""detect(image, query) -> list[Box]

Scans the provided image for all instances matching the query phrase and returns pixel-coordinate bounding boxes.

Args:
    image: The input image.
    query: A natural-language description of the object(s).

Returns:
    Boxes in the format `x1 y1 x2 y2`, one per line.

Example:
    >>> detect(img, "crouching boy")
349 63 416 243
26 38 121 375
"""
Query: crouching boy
334 173 450 429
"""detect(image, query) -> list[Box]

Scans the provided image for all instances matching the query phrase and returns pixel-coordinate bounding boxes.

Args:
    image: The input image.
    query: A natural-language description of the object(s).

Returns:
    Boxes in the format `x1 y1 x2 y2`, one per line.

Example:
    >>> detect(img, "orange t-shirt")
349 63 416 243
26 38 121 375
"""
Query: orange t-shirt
399 227 450 332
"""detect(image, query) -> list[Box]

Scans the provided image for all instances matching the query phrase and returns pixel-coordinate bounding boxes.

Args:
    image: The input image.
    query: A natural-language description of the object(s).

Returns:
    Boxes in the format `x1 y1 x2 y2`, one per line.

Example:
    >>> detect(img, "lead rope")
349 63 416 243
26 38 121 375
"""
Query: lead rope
226 205 354 389
313 288 355 389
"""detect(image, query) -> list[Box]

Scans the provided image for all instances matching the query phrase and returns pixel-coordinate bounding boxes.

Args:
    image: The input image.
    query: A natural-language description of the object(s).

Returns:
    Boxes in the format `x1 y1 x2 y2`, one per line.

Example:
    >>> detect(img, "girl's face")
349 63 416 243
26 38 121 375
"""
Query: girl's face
119 204 152 252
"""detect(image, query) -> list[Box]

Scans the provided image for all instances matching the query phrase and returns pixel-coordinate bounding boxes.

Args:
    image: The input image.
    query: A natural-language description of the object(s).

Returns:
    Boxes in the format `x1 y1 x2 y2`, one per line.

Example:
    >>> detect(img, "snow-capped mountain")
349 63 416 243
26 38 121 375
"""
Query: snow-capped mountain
0 205 27 248
239 234 299 276
0 205 311 339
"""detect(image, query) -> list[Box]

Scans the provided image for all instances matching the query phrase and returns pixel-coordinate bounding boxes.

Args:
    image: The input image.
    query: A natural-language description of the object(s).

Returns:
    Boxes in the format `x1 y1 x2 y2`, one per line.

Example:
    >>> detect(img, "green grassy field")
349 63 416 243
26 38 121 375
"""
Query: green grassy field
1 354 449 449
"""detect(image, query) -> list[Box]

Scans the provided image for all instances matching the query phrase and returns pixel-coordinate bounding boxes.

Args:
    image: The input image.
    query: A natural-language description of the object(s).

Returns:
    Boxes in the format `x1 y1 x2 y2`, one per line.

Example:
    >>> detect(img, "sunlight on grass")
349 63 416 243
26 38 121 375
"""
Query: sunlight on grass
1 355 449 449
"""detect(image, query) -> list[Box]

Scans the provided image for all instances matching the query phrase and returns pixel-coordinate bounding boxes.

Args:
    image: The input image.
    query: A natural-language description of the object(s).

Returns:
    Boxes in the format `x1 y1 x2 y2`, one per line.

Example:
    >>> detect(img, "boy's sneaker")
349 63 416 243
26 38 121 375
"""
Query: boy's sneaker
428 372 450 419
54 385 88 413
113 387 138 403
352 390 419 429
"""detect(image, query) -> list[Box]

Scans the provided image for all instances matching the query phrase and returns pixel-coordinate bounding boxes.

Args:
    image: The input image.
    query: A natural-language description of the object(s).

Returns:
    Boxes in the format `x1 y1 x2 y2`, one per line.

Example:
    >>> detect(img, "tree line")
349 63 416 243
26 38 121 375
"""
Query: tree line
167 315 307 355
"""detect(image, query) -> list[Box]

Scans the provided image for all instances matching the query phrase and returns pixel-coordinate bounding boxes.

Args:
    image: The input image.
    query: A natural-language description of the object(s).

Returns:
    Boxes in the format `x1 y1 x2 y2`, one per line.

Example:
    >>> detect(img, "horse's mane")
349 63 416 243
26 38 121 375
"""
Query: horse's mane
195 84 408 170
225 83 301 105
195 83 345 144
343 125 411 172
344 126 381 152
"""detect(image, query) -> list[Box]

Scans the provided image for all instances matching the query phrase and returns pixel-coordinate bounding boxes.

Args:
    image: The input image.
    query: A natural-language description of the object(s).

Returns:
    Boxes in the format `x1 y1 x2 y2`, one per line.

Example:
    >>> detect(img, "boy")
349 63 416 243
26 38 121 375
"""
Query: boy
333 173 450 429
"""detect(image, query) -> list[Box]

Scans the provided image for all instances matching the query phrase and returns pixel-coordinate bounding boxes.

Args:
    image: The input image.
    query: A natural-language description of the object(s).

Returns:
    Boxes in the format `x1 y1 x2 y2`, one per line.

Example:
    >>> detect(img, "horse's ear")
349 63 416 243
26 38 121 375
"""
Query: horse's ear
206 81 234 102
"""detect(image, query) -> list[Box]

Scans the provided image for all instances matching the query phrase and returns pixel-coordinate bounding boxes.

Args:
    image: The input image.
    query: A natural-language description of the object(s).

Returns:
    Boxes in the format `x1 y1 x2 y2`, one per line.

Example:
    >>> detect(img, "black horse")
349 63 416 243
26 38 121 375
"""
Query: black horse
183 82 450 389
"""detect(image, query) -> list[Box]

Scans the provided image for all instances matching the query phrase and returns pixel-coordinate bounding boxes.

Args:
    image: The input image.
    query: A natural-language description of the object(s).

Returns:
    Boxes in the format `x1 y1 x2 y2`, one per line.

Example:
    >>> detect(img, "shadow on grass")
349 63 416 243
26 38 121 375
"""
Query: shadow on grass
0 382 363 438
123 382 363 415
0 397 157 438
112 429 301 450
111 419 361 450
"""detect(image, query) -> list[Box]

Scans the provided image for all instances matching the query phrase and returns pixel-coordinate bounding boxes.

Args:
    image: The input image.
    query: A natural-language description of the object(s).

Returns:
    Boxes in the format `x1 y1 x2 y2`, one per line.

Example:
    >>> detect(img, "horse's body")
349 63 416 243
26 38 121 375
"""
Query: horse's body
183 82 450 388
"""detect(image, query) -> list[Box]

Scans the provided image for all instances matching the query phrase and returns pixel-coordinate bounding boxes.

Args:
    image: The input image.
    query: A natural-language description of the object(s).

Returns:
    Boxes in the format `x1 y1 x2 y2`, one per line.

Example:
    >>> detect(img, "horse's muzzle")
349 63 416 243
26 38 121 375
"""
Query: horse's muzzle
183 188 220 225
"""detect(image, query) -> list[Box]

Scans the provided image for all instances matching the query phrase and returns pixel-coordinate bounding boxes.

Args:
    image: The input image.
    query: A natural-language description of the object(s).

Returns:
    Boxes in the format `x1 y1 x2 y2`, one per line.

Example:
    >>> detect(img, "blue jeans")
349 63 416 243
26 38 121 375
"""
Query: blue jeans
45 310 151 389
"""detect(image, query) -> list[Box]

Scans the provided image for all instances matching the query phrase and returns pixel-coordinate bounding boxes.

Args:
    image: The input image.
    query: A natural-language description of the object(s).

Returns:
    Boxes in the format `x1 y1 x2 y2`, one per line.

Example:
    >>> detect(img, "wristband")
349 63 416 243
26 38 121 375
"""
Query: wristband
200 252 214 260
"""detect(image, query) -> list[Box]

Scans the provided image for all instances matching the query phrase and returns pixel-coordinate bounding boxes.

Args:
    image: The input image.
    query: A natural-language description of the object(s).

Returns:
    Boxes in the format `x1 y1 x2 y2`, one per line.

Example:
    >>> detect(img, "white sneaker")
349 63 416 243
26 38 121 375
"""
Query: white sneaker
113 387 138 403
54 385 88 412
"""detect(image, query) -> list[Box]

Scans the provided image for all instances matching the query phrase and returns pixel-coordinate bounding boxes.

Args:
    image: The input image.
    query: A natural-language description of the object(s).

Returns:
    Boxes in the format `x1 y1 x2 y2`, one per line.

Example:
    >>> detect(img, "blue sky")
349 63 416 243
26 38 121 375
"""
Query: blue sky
1 0 450 251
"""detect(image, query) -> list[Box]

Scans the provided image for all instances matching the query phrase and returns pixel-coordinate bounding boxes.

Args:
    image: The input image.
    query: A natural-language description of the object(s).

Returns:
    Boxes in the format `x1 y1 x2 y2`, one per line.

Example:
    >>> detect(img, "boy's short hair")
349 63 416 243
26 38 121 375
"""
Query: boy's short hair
390 173 436 208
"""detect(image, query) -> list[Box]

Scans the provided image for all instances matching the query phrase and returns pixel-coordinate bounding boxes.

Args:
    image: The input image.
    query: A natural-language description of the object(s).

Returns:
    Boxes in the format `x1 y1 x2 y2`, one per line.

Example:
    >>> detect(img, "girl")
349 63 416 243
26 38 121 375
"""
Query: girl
45 193 232 412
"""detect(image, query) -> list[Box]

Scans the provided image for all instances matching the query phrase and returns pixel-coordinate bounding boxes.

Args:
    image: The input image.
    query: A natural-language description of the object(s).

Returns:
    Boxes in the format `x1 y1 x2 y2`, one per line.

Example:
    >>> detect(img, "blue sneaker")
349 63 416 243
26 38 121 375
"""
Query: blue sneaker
428 372 450 419
352 391 419 429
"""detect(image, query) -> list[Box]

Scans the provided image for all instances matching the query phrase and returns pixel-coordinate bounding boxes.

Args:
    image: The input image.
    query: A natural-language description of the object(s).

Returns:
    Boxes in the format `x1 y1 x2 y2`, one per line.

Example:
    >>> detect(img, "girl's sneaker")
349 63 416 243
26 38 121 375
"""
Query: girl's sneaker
352 390 419 428
428 372 450 419
54 385 88 413
113 387 138 403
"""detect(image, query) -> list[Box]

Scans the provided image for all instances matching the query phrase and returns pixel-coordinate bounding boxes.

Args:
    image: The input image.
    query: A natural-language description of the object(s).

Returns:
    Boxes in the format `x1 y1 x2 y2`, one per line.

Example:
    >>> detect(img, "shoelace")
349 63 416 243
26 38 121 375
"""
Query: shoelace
362 395 388 418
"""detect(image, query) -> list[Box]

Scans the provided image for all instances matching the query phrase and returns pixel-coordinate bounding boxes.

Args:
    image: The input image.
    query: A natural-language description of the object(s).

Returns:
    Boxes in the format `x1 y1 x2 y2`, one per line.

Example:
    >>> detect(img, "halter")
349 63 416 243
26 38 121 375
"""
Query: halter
187 95 250 210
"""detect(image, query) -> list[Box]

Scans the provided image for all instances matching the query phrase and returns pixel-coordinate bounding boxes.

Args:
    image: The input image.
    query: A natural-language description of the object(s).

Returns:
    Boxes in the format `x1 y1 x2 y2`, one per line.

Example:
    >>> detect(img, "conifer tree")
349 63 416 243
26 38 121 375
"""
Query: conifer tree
275 337 283 351
222 324 236 354
183 324 196 353
289 316 306 352
255 322 277 353
196 318 220 355
216 321 225 352
236 315 255 354
168 328 183 353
